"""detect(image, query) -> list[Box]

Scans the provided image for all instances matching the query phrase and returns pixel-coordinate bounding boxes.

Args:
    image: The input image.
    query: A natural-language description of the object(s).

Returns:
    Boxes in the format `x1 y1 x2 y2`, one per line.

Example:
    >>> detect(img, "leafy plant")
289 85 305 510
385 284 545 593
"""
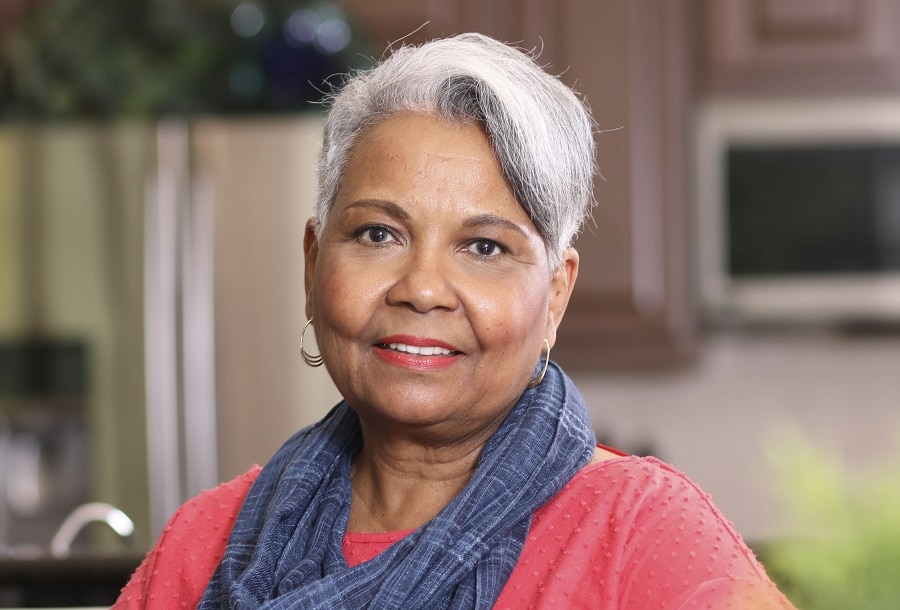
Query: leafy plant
0 0 373 121
764 429 900 610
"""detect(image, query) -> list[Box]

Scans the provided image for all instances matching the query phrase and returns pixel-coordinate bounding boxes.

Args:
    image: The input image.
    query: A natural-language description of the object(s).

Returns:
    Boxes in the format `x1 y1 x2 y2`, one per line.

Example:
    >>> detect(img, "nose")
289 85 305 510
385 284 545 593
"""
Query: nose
385 248 460 313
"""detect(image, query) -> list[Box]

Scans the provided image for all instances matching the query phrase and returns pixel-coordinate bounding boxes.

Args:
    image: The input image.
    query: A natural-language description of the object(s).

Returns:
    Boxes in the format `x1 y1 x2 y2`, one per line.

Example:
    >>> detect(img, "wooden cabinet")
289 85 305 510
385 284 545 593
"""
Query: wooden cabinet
341 0 699 369
703 0 900 95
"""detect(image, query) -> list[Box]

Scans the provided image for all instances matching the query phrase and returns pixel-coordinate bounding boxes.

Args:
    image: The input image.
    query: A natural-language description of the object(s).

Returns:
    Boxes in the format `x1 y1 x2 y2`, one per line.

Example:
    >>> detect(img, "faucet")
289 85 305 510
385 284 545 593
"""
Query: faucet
50 502 135 558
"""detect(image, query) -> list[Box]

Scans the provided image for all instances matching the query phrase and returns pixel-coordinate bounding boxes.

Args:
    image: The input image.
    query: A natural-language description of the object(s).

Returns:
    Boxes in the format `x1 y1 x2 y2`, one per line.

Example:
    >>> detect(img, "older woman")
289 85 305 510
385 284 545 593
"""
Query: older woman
115 33 794 609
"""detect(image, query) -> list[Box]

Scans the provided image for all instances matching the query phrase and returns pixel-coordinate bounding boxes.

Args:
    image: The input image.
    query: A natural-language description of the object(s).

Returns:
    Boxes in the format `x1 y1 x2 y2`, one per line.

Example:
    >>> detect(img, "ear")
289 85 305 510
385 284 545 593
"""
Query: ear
545 247 579 349
303 218 319 320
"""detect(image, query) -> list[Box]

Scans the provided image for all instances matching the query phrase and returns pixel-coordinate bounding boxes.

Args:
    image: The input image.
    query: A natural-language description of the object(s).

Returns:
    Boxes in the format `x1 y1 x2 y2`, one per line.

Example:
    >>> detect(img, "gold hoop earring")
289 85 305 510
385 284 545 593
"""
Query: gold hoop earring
527 338 551 389
300 318 324 367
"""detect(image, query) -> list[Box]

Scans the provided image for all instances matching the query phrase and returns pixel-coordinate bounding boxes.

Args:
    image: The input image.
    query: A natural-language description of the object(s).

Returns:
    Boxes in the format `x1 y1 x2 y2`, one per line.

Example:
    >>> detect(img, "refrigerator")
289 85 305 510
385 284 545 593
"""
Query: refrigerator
0 116 341 550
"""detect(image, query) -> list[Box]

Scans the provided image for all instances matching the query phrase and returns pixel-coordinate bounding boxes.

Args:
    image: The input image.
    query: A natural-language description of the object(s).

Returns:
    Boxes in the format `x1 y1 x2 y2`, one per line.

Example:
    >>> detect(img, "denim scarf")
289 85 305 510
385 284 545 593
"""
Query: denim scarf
198 361 595 609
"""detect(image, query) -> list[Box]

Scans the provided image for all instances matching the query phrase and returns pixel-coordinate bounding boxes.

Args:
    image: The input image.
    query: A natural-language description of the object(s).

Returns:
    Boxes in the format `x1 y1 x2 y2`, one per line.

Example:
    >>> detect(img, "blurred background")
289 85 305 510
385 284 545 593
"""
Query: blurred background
0 0 899 607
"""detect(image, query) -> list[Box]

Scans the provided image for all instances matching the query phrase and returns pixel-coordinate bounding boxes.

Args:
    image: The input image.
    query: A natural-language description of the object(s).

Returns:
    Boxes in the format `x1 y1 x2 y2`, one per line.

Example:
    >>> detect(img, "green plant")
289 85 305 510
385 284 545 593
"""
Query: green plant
0 0 372 121
764 429 900 610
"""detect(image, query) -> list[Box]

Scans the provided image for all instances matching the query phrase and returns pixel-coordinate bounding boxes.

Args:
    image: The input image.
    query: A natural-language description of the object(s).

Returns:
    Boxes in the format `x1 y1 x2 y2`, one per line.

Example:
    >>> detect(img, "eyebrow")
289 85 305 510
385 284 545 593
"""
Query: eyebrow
342 199 410 221
461 213 531 238
342 200 531 237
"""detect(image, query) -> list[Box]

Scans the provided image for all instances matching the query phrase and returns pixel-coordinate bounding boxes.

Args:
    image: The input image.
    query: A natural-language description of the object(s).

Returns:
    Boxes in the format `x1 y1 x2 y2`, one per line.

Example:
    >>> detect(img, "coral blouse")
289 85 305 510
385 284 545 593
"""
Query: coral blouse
113 454 794 609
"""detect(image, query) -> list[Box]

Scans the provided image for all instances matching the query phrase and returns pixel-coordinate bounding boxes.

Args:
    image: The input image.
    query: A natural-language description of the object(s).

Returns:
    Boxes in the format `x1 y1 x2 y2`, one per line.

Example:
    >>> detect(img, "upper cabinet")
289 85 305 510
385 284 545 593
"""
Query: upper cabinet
343 0 699 369
703 0 900 96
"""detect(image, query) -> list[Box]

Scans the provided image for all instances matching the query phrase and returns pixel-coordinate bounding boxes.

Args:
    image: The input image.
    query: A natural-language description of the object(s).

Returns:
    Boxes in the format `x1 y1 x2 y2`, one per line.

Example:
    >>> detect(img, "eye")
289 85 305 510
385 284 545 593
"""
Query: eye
356 225 395 244
466 239 505 257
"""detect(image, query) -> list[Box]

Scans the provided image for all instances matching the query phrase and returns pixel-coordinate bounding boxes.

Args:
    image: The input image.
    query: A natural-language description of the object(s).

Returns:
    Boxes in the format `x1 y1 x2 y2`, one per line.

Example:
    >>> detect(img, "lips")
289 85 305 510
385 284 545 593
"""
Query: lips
382 342 456 356
375 335 462 355
374 335 463 370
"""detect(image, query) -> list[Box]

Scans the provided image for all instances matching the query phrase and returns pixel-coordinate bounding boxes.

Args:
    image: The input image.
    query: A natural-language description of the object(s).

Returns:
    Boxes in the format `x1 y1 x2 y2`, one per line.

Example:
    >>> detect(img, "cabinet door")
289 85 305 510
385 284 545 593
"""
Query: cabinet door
704 0 900 95
344 0 698 368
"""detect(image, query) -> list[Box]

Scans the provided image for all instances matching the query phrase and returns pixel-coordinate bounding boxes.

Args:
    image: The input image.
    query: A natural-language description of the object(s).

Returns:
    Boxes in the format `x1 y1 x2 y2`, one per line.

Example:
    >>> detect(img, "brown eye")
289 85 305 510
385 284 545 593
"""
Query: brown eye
356 225 394 244
466 239 504 257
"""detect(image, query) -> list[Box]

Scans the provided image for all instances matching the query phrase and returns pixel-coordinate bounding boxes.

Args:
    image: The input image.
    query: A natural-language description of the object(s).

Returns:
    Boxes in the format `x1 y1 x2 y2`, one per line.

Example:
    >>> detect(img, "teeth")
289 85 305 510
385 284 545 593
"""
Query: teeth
388 343 453 356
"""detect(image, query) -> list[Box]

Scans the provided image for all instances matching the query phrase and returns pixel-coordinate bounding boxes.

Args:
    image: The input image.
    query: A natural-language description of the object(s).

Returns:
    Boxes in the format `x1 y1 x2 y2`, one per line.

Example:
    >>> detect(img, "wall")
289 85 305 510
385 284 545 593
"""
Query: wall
572 330 900 542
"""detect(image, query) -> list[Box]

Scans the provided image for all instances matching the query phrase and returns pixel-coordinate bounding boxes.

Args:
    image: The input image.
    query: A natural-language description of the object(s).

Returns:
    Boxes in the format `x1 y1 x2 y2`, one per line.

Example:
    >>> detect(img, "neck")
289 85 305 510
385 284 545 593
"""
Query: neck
348 424 495 533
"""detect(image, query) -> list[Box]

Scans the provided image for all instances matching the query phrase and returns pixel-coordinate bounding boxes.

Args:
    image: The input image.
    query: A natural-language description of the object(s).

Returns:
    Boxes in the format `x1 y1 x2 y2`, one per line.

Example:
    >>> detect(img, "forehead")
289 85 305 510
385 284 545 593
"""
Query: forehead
336 112 522 212
351 112 494 166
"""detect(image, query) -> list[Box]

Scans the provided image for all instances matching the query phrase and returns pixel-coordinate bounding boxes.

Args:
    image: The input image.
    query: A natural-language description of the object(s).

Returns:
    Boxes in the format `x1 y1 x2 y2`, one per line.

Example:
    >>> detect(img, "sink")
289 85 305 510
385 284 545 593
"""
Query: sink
0 552 142 608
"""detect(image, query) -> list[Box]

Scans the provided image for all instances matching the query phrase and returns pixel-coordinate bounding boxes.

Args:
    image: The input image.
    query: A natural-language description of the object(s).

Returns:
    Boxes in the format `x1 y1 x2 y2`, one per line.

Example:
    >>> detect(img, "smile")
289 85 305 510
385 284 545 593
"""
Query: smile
373 336 463 371
383 342 456 356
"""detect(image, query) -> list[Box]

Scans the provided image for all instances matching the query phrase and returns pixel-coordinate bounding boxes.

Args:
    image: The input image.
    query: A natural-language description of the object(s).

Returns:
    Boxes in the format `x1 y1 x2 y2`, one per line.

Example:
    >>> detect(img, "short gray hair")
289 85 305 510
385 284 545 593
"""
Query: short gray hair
316 32 597 269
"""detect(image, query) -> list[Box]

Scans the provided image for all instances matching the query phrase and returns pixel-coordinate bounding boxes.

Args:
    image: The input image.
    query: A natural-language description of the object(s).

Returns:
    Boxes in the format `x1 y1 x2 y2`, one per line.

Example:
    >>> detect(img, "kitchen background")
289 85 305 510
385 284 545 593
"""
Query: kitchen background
1 0 899 605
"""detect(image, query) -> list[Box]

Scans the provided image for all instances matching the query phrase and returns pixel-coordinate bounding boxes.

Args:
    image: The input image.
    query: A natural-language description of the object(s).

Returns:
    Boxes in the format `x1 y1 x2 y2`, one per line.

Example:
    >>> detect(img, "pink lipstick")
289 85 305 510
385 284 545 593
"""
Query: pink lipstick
374 335 463 371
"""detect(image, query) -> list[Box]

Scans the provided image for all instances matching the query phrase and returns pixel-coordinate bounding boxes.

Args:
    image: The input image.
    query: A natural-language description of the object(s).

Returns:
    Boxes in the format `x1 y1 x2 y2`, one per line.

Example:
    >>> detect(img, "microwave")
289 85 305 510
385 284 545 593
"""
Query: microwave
695 99 900 325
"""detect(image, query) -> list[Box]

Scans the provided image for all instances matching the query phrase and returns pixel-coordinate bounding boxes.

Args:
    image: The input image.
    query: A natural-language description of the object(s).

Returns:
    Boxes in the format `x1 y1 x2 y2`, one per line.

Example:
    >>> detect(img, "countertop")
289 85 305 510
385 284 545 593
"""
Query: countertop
0 551 142 608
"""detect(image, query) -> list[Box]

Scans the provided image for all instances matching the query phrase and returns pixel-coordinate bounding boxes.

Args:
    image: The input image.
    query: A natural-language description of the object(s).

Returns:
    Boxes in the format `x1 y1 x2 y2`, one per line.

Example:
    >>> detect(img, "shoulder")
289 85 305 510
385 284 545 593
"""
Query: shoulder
556 452 730 520
159 465 261 550
156 465 261 562
543 454 753 560
501 455 794 608
196 465 262 510
112 466 260 608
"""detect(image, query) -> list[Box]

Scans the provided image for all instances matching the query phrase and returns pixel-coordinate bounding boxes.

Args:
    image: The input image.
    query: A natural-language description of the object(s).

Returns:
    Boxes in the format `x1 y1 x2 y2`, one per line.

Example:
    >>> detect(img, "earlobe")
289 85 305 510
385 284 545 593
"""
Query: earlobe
303 218 320 320
545 248 579 348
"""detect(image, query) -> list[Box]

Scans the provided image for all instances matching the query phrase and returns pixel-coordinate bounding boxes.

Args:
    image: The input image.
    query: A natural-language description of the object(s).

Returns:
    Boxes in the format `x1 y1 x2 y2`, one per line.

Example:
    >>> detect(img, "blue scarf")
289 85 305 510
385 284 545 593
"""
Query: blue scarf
199 362 595 609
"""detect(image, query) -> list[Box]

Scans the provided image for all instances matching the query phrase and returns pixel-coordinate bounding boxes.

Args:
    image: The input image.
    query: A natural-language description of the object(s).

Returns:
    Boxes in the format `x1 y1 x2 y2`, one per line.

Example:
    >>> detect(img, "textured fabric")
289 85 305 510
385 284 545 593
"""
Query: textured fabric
197 361 596 609
113 456 797 609
347 457 797 610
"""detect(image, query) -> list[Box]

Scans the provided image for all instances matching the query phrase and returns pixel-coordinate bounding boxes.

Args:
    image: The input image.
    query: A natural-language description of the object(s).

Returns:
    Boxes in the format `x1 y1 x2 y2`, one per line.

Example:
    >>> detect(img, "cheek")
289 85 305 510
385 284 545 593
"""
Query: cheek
311 255 367 331
472 280 550 349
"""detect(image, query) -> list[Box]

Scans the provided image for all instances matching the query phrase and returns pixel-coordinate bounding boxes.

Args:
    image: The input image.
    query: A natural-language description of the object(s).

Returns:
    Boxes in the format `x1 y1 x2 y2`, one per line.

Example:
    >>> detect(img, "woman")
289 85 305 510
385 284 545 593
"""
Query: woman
115 33 794 609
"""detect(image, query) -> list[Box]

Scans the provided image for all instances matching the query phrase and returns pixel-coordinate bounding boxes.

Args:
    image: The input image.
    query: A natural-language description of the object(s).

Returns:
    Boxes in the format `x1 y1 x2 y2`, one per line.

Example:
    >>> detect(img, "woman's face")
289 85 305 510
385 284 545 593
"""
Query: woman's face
305 112 578 438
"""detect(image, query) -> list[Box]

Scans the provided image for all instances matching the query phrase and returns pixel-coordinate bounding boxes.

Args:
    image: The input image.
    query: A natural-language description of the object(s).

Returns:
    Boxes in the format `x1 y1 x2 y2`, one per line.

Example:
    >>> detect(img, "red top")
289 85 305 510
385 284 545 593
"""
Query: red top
113 453 794 609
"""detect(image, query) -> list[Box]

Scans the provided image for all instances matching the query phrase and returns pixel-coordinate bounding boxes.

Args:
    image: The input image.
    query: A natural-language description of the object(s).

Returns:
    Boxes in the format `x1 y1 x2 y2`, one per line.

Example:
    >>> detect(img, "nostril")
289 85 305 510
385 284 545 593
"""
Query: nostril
386 260 460 313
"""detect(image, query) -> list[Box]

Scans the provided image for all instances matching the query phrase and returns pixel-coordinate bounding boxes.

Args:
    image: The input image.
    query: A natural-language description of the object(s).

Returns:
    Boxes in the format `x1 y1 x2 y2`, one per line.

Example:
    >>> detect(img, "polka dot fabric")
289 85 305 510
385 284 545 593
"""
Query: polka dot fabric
113 455 795 609
113 467 262 609
492 456 793 609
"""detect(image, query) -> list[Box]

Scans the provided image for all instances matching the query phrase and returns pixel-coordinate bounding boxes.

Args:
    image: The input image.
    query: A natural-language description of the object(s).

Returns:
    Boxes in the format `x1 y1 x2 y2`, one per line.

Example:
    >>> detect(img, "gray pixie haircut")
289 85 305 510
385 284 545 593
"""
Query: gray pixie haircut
316 32 597 269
